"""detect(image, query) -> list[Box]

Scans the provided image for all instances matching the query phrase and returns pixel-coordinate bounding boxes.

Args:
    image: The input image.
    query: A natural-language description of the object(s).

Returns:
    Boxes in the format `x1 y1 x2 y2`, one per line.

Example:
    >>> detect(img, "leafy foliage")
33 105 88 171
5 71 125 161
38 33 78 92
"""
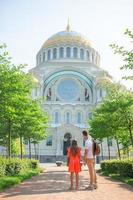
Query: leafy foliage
110 29 133 80
0 157 39 176
89 81 133 158
0 43 48 158
101 158 133 178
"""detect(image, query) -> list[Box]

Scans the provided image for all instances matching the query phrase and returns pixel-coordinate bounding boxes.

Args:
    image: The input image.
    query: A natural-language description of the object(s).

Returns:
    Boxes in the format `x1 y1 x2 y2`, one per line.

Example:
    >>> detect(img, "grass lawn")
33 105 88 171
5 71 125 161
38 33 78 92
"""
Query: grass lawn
101 171 133 186
0 168 41 190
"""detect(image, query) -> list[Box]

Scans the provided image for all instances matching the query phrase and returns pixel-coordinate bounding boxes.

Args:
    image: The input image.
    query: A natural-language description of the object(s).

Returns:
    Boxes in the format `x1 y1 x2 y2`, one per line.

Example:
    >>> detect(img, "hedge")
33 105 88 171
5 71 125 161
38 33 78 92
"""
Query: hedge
0 157 39 177
101 158 133 178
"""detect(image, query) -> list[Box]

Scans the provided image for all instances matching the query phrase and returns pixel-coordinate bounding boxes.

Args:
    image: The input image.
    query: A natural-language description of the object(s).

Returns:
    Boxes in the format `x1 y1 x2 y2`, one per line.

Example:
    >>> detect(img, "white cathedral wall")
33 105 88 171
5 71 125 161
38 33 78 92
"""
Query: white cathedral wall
29 58 118 162
37 102 118 158
26 128 118 158
29 86 118 161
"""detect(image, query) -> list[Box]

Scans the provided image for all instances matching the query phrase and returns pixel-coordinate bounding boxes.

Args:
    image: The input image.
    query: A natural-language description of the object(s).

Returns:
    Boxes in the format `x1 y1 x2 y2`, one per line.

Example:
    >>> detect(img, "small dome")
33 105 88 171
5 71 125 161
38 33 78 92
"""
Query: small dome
42 23 91 49
96 76 113 86
32 75 39 84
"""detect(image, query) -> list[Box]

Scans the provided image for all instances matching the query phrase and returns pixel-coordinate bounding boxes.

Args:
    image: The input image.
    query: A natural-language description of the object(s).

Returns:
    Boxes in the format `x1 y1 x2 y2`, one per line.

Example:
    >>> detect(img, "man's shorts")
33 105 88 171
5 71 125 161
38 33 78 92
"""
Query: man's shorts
86 158 95 164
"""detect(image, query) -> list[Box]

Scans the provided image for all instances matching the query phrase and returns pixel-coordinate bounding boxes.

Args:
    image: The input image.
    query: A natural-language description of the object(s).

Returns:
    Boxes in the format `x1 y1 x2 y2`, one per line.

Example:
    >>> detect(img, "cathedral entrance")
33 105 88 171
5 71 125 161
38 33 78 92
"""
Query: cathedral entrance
63 133 72 155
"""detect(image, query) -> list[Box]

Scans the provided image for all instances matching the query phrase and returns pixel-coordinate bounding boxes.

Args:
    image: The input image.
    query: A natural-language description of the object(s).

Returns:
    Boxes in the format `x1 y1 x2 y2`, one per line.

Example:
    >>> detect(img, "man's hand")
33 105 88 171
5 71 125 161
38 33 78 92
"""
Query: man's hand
84 149 88 164
83 161 86 166
84 157 88 165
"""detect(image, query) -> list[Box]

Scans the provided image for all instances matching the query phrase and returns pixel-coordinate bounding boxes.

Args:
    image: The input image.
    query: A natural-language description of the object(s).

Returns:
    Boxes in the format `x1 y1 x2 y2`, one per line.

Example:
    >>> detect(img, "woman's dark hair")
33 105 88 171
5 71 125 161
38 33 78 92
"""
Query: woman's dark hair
70 140 78 156
82 130 88 136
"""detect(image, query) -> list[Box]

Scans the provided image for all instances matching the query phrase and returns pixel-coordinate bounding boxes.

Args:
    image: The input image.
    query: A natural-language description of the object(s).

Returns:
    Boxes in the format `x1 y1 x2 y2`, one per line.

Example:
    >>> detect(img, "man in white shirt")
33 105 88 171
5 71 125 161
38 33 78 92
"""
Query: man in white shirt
82 130 97 190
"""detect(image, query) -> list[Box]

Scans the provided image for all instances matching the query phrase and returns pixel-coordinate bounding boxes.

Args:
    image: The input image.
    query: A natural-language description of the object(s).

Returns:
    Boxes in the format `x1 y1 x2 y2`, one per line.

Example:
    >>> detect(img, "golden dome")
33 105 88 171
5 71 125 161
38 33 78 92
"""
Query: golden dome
42 23 91 49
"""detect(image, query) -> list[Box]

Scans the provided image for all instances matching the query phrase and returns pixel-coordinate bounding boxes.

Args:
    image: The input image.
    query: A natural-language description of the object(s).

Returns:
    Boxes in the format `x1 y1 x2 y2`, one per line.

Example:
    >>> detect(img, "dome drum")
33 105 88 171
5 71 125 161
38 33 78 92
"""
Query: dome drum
36 25 100 66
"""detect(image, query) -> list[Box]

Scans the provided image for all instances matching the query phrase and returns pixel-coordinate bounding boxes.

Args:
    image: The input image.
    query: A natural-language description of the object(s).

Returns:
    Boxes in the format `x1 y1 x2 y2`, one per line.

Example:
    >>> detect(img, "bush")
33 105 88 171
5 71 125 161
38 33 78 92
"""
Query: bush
0 157 39 177
30 159 39 169
0 157 6 176
5 159 22 176
101 158 133 178
0 168 40 190
20 159 32 171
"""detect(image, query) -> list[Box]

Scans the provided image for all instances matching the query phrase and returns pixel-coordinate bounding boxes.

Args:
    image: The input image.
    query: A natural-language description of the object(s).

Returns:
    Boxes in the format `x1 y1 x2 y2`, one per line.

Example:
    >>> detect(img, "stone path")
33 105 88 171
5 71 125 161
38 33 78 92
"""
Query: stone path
0 164 133 200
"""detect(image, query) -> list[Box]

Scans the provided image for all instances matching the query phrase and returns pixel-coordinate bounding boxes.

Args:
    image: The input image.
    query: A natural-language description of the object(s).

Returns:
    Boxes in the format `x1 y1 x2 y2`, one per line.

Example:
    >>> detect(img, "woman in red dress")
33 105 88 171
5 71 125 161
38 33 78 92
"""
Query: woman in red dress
67 140 81 190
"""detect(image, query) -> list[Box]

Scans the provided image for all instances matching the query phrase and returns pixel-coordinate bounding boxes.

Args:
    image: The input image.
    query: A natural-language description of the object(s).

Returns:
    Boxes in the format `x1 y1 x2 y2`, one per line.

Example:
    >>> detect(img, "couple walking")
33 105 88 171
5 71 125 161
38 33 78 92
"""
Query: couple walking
67 130 97 190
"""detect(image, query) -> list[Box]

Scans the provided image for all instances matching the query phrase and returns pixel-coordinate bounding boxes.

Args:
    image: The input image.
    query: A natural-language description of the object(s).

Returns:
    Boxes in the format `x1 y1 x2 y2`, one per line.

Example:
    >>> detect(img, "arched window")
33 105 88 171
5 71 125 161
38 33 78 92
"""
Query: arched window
83 140 85 146
66 112 71 124
100 88 102 97
86 50 90 60
47 50 51 60
96 55 98 65
85 88 90 101
92 53 94 62
80 49 84 59
88 112 92 119
73 47 78 58
39 54 41 64
46 136 52 146
53 48 57 59
55 112 59 124
34 87 38 96
108 138 113 146
59 47 64 58
66 47 71 58
37 57 39 65
95 55 97 65
43 52 45 62
77 112 81 124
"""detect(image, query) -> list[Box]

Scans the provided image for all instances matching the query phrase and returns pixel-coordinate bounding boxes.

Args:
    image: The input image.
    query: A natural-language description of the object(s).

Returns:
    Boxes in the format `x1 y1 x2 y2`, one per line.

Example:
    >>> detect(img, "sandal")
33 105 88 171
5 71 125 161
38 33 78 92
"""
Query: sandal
85 185 94 190
68 187 74 190
93 184 98 189
76 186 79 190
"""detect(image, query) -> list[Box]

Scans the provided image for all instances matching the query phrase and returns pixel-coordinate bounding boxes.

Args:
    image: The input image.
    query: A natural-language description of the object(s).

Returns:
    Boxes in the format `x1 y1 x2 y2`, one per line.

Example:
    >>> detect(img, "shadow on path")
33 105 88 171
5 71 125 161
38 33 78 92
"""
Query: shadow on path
0 166 133 199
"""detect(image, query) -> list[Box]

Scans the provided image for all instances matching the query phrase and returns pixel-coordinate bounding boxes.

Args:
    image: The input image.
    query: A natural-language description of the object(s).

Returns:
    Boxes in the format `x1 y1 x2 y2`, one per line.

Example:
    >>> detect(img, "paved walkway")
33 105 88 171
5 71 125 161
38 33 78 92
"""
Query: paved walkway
0 164 133 200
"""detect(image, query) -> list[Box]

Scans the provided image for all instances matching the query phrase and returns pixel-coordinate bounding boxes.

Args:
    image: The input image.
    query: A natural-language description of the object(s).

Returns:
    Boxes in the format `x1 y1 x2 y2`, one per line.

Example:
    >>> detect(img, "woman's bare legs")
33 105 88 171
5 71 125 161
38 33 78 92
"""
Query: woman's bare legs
70 172 74 189
75 173 79 189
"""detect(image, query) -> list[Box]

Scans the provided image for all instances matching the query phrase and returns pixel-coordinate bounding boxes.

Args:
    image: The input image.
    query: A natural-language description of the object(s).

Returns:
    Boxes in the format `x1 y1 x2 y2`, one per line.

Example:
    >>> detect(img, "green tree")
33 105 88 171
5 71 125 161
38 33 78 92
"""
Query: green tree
18 99 48 159
11 138 25 156
89 81 133 159
0 44 48 158
101 81 133 147
110 29 133 80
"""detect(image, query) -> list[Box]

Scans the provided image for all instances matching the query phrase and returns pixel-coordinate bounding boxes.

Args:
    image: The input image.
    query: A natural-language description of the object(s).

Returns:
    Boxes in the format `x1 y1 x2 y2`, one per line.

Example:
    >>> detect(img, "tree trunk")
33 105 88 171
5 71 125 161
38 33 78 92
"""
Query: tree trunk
34 143 37 159
8 119 11 158
28 138 31 159
20 135 23 159
127 147 129 157
107 138 111 160
129 124 133 147
100 140 104 160
116 138 121 159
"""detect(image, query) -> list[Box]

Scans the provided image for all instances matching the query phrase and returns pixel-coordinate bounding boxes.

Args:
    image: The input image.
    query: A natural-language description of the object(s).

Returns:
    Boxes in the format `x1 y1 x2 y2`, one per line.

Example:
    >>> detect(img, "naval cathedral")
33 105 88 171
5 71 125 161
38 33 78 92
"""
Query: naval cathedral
30 23 117 162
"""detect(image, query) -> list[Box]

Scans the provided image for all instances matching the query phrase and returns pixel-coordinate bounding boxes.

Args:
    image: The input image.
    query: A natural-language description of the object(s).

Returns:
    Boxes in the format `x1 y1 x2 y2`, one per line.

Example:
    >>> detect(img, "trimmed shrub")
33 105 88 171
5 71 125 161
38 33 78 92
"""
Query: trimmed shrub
101 158 133 178
0 157 39 177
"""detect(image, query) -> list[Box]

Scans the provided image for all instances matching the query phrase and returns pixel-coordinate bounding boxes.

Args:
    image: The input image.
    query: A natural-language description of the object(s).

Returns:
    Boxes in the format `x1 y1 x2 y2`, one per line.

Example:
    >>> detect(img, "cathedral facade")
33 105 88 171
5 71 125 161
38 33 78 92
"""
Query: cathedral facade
30 24 117 162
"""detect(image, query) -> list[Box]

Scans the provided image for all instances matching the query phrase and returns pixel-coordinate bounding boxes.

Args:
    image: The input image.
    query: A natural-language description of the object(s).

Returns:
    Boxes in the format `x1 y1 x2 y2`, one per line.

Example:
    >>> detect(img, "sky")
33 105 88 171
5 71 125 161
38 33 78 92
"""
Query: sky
0 0 133 89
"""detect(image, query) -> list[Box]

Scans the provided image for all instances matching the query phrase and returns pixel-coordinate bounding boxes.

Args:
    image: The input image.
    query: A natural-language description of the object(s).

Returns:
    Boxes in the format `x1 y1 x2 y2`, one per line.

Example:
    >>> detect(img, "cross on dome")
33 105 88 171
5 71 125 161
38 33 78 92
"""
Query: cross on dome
66 18 71 32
